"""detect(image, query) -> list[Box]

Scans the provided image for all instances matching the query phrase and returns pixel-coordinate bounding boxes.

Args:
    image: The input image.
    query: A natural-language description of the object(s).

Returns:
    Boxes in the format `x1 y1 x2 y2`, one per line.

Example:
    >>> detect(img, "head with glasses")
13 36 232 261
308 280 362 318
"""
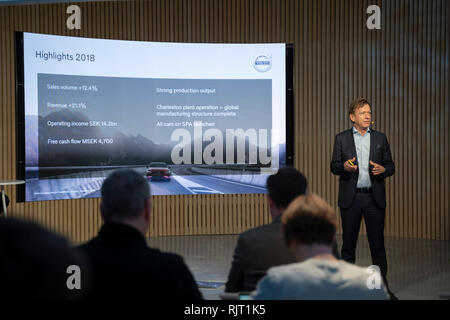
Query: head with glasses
349 98 372 131
100 169 151 235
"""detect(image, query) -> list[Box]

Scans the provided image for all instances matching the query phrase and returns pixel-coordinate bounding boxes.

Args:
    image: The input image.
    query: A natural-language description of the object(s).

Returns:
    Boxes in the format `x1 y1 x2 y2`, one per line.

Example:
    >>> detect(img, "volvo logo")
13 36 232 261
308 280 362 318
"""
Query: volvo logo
254 55 272 72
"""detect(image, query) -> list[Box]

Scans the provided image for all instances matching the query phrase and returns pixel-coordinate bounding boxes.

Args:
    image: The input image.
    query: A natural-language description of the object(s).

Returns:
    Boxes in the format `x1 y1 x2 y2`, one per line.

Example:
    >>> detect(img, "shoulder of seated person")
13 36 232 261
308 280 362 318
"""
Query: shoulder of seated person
146 248 187 265
266 259 338 276
146 247 179 258
257 263 315 289
75 241 96 252
239 223 278 239
338 260 372 274
265 261 306 276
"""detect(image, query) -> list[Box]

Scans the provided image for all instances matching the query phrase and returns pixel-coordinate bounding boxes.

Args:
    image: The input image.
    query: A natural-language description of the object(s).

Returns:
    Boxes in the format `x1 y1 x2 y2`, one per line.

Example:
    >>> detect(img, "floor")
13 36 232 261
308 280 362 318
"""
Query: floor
147 234 450 300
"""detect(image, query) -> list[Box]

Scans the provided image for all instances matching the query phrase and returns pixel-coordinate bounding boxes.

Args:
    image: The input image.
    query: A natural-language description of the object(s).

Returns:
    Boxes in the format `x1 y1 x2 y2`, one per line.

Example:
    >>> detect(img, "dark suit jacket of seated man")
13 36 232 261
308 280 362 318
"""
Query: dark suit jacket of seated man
77 169 202 299
225 167 339 293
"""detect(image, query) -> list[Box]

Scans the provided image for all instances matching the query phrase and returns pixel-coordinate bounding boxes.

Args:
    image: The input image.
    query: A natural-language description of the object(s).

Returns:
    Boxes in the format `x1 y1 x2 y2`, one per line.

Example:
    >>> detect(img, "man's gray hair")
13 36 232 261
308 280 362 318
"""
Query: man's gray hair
100 169 151 220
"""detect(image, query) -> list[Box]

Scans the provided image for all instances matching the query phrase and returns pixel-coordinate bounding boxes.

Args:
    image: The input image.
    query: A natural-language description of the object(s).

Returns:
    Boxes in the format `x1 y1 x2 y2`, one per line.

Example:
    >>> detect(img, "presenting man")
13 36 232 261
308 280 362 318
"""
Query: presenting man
331 98 396 298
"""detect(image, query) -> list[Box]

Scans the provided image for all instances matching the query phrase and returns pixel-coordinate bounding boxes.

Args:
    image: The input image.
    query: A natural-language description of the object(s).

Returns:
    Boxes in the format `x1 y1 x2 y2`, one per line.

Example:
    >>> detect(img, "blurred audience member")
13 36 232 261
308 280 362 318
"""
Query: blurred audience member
225 167 339 293
251 193 389 300
0 218 88 299
77 169 202 299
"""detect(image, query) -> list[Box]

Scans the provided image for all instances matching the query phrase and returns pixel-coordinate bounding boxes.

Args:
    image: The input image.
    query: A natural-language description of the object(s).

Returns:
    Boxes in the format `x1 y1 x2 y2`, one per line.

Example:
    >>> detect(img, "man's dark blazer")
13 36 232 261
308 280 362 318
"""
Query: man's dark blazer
225 217 340 293
331 128 395 209
77 222 202 299
225 217 295 293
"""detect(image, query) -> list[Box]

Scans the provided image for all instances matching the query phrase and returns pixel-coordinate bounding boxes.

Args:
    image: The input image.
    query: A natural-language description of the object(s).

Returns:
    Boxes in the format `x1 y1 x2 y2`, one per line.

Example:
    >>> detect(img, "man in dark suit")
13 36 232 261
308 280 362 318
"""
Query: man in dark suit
78 169 202 299
225 167 339 293
331 98 395 298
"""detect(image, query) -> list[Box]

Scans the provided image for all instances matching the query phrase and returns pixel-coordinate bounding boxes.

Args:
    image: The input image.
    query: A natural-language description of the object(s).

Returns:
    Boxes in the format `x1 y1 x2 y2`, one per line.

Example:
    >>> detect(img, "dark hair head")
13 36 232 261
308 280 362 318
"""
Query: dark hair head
266 166 307 209
0 218 88 299
282 193 336 247
349 98 371 118
100 169 151 221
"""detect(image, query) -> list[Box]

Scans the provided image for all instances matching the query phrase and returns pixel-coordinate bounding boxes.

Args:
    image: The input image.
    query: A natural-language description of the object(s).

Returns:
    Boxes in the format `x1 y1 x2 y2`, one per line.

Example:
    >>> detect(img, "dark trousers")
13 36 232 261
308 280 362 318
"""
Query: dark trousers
340 191 388 282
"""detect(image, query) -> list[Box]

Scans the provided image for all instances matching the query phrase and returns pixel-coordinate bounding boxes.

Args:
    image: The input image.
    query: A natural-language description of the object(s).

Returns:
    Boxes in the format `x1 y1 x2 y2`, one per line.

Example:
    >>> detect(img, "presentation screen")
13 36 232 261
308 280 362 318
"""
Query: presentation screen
16 32 293 201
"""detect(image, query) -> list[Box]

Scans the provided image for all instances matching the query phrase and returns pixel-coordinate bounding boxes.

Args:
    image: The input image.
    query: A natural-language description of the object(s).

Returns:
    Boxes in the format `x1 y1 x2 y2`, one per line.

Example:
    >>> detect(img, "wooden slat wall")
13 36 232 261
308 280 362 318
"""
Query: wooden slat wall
0 0 448 242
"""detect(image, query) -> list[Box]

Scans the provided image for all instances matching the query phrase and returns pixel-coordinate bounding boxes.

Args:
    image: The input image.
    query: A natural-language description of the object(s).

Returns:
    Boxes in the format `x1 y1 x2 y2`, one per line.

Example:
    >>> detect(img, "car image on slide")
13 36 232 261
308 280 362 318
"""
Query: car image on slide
146 162 172 181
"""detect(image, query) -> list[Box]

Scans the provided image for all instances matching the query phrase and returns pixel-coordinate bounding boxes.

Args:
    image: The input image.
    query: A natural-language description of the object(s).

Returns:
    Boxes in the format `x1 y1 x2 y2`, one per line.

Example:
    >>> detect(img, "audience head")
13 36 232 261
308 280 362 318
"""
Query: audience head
100 169 151 235
266 166 307 219
282 193 336 261
0 218 88 299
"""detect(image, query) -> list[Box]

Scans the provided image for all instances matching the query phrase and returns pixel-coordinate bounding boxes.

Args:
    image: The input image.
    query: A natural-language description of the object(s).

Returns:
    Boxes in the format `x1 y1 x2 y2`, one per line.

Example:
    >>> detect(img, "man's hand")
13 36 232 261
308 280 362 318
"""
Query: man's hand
370 160 385 175
344 157 358 172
